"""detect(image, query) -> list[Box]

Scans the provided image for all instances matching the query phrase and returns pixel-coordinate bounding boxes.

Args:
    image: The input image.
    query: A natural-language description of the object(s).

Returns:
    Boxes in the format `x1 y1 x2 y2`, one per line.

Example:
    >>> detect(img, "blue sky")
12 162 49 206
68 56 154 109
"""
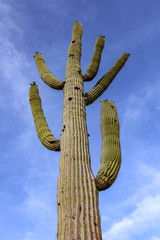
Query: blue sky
0 0 160 239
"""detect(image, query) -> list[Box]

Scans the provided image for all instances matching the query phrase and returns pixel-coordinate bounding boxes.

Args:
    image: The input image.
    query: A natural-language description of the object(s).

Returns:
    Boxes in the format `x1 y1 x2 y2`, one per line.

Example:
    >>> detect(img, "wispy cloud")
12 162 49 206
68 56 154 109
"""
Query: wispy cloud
110 195 159 239
0 1 39 157
121 79 160 129
14 151 59 240
102 163 160 240
0 2 32 111
151 237 160 240
0 36 30 111
23 232 39 240
103 195 160 240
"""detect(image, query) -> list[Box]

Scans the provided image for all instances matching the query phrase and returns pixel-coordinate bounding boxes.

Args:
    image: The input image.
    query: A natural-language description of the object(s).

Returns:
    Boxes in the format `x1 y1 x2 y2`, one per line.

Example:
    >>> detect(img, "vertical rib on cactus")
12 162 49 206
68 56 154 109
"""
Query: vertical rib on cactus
34 52 65 90
29 21 130 240
29 82 60 151
85 52 130 106
83 35 105 81
57 22 102 239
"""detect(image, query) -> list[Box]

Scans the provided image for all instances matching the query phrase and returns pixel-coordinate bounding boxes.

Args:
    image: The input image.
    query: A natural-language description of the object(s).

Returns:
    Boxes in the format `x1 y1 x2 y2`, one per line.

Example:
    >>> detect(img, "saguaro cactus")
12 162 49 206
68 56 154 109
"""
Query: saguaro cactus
29 22 129 240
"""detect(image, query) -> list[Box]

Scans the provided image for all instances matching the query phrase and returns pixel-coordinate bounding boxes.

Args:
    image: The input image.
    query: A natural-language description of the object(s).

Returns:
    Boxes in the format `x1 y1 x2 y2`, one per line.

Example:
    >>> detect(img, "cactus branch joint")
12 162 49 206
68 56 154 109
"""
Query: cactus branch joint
29 21 130 240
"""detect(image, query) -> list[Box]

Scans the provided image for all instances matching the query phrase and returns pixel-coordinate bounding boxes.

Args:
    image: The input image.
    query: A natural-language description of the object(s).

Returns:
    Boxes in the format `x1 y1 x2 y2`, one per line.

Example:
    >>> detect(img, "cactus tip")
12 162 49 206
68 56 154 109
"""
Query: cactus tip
30 81 37 86
100 99 108 103
124 52 131 57
74 20 81 24
99 35 105 38
34 51 40 58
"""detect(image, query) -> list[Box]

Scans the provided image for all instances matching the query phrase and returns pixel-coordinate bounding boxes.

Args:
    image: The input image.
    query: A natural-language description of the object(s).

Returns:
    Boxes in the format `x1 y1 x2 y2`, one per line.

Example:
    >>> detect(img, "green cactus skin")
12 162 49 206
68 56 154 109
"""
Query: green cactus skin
29 82 60 151
57 22 102 240
34 52 65 90
95 100 121 191
83 35 105 82
85 52 130 106
29 22 130 240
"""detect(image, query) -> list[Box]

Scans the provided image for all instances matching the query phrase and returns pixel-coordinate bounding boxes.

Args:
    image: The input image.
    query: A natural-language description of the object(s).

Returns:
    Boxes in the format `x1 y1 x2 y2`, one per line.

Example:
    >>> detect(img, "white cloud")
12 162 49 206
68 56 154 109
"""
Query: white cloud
0 1 22 35
16 150 59 218
0 37 30 111
0 2 31 112
0 1 37 156
22 232 39 240
15 161 58 239
121 80 160 128
102 162 160 240
103 194 160 240
151 237 160 240
23 194 52 222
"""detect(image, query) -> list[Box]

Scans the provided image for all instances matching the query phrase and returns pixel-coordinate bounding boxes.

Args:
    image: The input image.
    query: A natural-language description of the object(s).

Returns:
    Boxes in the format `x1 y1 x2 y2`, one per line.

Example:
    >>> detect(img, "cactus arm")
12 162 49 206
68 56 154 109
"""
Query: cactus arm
29 82 60 151
84 52 130 106
34 52 65 90
95 100 121 191
83 35 105 82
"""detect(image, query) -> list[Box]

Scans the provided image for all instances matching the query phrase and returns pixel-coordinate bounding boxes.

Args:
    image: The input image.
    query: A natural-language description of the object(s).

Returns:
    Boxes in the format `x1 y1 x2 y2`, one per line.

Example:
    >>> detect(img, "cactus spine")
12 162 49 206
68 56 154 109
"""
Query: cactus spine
29 22 129 239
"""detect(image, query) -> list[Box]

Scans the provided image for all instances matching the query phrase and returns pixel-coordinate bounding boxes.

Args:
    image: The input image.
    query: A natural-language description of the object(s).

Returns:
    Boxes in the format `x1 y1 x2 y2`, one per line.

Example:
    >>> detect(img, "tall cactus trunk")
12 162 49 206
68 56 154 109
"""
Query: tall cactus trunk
57 22 102 239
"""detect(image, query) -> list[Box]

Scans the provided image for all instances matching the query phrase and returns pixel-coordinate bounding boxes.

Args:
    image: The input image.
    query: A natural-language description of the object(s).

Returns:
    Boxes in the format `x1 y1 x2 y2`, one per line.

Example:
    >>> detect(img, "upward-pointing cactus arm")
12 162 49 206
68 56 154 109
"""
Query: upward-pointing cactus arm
29 82 60 151
95 100 121 191
34 52 65 90
83 35 105 82
84 52 130 106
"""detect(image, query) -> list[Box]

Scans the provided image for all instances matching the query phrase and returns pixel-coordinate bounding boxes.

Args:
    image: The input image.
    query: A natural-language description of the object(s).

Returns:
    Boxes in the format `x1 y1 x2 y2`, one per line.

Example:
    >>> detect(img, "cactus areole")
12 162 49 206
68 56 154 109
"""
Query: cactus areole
29 22 130 239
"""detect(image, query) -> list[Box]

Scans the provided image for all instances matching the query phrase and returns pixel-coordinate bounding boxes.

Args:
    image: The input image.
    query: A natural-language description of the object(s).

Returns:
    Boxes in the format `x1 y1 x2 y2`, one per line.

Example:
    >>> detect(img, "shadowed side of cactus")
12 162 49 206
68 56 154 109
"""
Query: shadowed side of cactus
29 21 130 240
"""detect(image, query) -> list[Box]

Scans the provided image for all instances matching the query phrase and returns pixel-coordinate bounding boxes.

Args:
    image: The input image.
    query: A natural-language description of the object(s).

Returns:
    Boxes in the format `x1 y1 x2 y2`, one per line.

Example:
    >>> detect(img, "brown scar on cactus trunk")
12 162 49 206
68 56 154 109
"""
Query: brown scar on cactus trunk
29 21 130 239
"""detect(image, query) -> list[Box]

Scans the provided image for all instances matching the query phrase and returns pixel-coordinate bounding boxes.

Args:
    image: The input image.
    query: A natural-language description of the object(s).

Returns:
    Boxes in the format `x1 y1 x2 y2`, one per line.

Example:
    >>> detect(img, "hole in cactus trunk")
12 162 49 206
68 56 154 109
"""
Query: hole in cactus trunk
68 97 73 101
48 140 55 144
75 86 80 90
69 53 74 58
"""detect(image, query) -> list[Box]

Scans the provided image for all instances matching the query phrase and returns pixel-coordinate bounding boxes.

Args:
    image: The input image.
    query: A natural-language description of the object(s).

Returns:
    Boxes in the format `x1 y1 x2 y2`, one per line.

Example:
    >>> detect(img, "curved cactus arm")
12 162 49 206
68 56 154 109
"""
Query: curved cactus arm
34 52 65 90
95 100 121 191
84 52 130 106
83 35 105 82
29 82 60 151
